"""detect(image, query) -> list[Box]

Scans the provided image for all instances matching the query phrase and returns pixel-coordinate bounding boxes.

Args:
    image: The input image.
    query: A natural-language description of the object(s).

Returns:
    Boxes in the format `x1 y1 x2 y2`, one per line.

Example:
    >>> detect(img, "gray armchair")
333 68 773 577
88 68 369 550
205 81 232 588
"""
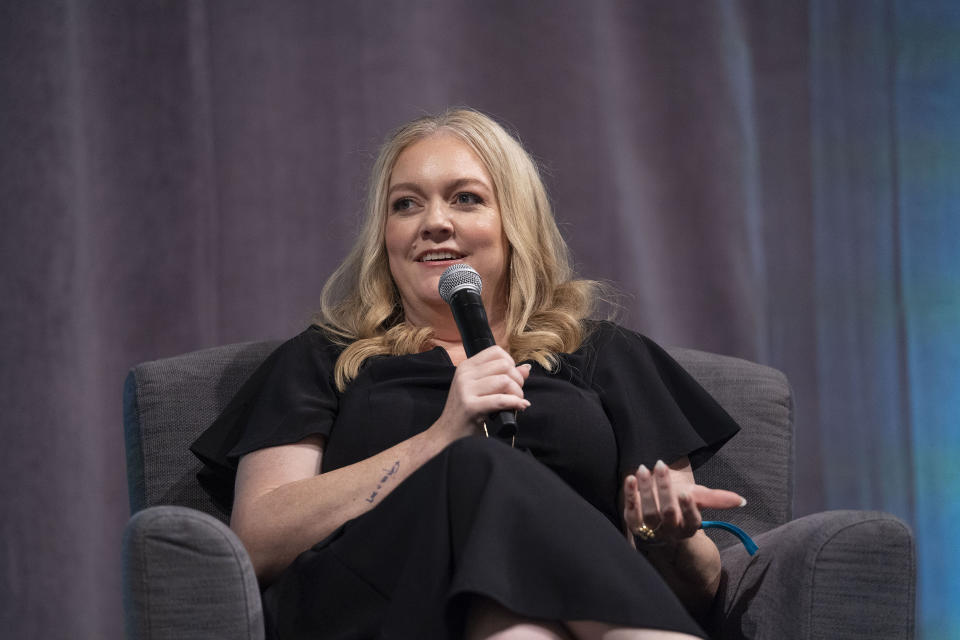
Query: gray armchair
121 340 915 639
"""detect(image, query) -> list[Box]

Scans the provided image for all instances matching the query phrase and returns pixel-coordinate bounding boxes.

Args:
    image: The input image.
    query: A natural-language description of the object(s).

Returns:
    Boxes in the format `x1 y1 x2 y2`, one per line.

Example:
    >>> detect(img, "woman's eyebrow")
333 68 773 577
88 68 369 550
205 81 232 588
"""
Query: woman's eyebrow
446 178 490 193
387 182 424 197
387 177 491 197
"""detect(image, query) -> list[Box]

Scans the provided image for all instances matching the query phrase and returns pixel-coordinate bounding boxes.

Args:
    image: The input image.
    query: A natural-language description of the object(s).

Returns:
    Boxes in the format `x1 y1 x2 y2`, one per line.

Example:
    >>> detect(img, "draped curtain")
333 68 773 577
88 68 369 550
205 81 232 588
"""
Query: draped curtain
1 1 955 637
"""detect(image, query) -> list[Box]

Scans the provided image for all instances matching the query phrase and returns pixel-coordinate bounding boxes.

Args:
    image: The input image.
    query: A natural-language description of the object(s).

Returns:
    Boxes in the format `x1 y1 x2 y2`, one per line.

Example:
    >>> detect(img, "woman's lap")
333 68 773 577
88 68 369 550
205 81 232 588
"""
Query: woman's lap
264 437 705 639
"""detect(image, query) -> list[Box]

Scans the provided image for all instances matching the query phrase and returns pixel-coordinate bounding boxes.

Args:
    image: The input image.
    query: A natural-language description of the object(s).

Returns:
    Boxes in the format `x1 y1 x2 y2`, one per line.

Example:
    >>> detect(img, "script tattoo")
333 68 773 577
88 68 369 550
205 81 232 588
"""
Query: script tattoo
365 461 400 503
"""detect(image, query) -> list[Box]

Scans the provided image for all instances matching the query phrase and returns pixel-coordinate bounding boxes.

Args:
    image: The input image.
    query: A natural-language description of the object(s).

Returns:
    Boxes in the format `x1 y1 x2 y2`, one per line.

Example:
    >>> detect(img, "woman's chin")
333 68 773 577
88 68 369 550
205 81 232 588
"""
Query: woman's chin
401 292 449 320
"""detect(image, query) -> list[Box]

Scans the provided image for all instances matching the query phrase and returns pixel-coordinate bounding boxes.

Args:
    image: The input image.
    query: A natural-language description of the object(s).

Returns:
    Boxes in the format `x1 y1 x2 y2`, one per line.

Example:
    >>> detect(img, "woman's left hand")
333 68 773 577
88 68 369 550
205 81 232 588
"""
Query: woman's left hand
623 459 744 544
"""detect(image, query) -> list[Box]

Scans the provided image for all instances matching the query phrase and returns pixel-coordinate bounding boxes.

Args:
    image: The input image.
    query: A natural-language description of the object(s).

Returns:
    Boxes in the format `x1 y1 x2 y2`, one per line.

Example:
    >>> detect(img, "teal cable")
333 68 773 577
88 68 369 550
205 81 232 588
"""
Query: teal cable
701 521 759 556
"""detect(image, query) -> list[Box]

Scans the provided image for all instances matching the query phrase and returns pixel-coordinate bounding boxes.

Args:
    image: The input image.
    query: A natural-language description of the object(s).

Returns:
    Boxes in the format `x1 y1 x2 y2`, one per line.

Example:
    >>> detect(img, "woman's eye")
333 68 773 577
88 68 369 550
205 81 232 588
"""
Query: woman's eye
391 197 415 212
454 192 483 206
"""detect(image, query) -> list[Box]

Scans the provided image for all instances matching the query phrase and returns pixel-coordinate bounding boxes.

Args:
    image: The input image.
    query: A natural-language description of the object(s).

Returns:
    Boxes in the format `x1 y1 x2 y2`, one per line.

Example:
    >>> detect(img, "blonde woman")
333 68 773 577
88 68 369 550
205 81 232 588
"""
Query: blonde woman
193 108 744 640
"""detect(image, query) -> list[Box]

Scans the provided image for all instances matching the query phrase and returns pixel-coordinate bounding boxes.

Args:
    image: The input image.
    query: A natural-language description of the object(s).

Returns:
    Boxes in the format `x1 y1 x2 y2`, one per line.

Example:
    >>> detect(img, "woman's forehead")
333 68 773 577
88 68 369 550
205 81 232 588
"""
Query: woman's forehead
389 134 492 187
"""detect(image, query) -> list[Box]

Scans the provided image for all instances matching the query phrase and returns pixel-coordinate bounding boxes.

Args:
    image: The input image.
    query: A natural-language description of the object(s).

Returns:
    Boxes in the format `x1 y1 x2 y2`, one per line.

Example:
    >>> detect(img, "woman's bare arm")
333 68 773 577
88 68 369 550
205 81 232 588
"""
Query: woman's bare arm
230 346 531 585
231 428 453 585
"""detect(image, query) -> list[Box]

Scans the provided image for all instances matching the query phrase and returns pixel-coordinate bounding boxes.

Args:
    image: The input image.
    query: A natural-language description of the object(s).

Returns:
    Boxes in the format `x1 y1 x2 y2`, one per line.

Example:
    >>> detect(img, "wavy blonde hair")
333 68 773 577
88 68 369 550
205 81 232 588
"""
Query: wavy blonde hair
317 108 600 390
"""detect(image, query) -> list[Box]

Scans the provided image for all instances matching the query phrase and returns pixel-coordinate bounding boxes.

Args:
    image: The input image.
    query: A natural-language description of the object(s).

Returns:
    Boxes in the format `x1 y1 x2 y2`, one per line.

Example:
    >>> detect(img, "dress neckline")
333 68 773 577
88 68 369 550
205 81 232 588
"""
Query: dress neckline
428 345 455 366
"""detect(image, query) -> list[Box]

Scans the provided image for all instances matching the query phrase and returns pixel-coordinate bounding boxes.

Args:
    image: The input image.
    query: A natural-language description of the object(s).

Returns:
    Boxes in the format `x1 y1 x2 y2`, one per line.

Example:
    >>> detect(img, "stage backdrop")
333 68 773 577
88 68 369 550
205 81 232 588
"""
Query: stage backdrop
1 1 956 637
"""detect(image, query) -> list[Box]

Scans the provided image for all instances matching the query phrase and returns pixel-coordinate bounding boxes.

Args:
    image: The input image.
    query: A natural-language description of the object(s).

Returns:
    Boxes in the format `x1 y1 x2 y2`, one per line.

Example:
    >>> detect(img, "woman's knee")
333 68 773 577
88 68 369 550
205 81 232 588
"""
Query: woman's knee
464 596 571 640
566 620 702 639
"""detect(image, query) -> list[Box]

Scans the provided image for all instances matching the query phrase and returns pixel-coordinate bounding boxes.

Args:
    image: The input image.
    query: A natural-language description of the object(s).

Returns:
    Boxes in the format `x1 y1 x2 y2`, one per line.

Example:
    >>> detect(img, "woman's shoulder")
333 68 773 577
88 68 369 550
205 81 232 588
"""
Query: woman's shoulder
579 319 651 353
275 324 347 360
232 325 348 390
560 320 640 381
574 320 683 382
190 325 346 513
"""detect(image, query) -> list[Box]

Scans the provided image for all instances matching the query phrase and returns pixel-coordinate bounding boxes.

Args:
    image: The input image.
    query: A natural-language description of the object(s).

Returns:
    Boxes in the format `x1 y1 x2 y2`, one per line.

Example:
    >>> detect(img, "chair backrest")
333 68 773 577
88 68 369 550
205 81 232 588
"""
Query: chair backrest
669 347 794 541
124 340 281 520
123 341 793 544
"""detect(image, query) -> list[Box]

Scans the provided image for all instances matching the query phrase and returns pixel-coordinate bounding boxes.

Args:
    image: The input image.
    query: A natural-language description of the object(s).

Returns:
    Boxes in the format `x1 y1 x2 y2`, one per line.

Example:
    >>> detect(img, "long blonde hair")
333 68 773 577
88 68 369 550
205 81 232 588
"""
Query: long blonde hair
317 108 600 390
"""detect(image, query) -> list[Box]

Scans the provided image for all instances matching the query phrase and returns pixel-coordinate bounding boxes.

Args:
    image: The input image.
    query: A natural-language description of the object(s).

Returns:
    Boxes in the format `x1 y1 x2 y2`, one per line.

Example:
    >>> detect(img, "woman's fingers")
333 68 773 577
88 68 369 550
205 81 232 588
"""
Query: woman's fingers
517 362 532 380
463 348 529 389
473 394 530 415
678 492 702 537
469 373 525 399
468 345 519 372
622 475 645 535
457 365 531 415
687 485 746 510
653 460 681 530
624 460 745 543
455 348 533 417
634 464 661 529
474 360 529 389
438 348 535 439
623 475 639 512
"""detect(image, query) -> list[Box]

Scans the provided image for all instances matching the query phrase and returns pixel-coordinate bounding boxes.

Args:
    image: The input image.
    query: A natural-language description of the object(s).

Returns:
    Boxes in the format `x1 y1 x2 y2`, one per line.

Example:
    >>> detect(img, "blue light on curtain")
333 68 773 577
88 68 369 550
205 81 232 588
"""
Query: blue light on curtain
896 3 960 637
811 1 960 637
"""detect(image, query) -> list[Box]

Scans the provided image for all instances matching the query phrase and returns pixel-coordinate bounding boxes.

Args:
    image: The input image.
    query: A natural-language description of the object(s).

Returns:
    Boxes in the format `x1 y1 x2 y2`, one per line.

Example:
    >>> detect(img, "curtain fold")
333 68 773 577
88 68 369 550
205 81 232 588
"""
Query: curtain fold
809 0 915 522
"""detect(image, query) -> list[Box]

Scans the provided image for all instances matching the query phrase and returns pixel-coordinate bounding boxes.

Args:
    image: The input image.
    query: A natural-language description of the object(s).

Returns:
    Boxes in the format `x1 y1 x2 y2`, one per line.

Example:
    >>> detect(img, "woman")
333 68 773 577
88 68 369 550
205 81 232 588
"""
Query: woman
192 108 744 639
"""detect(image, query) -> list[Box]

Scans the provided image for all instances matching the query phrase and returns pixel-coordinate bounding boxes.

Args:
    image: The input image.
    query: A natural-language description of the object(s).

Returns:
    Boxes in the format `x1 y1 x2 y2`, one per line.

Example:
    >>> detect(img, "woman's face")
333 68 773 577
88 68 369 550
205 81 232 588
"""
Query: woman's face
385 134 509 325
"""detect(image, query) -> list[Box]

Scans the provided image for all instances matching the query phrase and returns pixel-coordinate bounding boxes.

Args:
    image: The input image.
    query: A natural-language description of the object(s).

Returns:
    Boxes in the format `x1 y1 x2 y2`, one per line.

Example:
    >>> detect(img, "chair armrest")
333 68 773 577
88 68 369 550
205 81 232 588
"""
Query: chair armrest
711 510 915 639
122 506 264 640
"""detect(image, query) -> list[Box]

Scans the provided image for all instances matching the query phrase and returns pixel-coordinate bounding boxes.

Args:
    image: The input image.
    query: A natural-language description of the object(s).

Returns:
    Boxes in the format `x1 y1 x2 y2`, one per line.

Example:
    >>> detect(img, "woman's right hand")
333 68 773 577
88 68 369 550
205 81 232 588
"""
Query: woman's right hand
431 346 532 442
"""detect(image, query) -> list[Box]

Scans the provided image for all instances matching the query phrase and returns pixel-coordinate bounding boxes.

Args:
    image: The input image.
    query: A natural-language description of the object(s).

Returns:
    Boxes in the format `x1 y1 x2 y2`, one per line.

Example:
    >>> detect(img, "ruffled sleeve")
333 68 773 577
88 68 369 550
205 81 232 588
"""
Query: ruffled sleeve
586 322 740 482
190 326 342 514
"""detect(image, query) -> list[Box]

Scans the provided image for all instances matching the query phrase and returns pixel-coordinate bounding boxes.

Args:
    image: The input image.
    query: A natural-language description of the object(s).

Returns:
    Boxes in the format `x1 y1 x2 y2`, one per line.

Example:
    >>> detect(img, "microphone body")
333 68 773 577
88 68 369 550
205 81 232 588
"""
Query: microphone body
439 265 519 438
447 287 496 357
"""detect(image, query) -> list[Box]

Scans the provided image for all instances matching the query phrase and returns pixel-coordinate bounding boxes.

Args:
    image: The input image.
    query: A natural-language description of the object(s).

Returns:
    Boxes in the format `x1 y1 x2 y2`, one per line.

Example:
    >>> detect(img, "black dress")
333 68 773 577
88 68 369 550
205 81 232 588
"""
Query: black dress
191 321 740 639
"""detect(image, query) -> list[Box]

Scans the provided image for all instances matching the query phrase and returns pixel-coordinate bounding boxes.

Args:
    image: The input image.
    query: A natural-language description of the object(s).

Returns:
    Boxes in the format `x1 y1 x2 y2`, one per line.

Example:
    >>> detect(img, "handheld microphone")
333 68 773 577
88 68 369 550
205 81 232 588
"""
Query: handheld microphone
438 264 519 438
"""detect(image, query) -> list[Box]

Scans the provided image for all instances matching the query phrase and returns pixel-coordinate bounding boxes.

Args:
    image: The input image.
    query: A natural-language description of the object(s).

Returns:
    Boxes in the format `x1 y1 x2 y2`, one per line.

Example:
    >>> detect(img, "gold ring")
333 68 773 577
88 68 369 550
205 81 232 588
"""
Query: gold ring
635 523 657 541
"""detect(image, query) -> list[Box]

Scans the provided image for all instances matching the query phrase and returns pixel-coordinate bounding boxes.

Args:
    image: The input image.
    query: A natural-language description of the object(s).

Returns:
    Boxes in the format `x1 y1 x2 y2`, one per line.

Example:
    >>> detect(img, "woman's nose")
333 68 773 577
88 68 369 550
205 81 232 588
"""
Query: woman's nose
420 200 454 239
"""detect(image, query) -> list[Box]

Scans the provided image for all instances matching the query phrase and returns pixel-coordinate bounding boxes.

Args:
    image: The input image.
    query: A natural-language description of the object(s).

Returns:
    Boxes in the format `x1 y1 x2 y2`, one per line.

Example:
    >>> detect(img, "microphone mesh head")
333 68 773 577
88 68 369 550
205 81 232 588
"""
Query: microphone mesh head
438 264 482 303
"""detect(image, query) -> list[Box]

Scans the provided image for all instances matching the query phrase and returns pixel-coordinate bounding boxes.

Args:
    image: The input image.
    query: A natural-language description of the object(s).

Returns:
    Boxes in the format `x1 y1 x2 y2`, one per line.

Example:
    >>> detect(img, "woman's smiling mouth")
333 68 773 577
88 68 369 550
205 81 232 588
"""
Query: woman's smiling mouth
416 250 466 263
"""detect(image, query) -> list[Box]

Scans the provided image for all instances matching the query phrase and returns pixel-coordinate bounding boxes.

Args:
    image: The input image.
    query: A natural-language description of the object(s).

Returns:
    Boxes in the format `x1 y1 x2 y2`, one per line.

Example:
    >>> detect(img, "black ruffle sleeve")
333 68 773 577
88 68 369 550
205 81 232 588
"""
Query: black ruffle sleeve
585 322 740 482
190 327 342 514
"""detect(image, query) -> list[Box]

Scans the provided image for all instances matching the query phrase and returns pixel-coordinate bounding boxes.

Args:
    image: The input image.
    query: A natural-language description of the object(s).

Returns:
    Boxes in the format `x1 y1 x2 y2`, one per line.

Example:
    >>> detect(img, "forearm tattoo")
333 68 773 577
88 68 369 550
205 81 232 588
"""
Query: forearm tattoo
365 461 400 503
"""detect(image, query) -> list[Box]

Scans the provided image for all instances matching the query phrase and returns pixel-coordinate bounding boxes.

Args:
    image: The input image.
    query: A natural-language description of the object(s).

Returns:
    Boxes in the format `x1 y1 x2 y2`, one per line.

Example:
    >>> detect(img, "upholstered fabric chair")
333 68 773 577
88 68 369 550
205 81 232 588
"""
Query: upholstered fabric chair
121 340 915 639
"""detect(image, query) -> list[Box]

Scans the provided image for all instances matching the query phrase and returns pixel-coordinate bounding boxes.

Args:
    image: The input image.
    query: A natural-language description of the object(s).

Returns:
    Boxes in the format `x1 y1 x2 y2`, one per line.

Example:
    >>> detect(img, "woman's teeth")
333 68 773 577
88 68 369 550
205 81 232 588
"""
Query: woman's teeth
420 252 461 262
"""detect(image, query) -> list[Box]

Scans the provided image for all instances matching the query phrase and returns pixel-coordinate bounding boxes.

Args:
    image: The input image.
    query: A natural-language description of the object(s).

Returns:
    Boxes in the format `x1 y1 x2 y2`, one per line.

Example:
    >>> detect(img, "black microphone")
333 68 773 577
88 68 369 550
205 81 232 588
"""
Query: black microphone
438 264 519 438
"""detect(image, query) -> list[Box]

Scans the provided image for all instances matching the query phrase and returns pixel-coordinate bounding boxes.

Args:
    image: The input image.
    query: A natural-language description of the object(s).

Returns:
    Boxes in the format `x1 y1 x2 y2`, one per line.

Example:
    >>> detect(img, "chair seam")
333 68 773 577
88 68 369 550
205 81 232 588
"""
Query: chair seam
783 377 796 522
134 369 157 509
137 519 153 638
126 368 148 514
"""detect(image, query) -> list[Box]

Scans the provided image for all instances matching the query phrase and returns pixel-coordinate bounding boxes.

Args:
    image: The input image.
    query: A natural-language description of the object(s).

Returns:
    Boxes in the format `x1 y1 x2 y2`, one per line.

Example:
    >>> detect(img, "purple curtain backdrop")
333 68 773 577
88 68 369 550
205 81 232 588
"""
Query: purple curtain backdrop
3 1 954 637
